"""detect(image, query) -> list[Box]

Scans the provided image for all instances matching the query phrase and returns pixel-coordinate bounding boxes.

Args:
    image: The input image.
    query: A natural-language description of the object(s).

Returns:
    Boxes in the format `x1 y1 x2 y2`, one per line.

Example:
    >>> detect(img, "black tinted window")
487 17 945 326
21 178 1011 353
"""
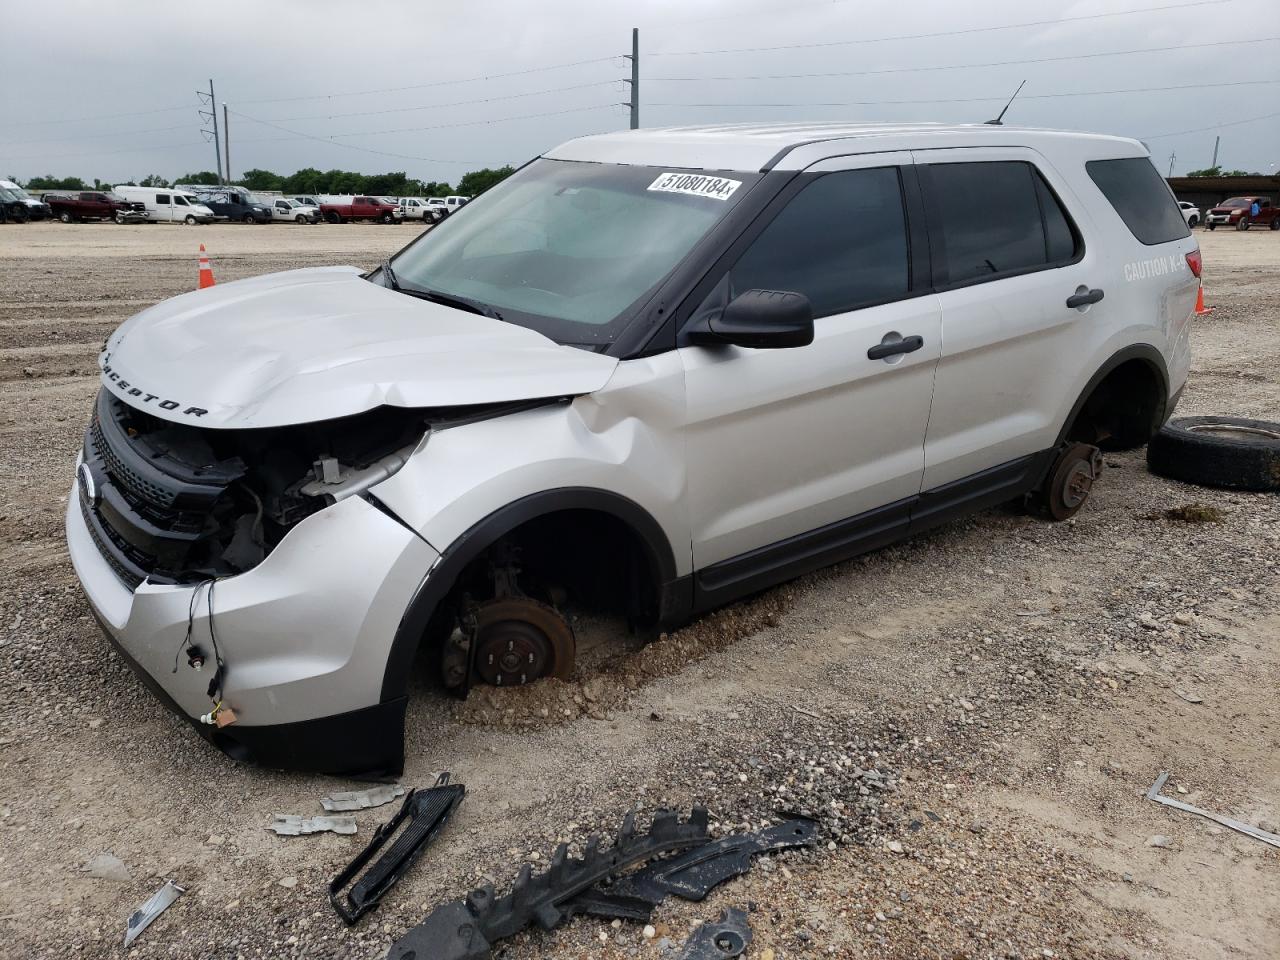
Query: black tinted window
1086 157 1190 245
925 162 1057 284
1035 174 1077 263
725 167 909 318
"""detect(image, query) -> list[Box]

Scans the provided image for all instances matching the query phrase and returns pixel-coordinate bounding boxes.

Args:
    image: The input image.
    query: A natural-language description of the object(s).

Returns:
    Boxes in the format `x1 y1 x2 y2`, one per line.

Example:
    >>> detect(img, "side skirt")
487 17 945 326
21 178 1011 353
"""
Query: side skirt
689 450 1055 615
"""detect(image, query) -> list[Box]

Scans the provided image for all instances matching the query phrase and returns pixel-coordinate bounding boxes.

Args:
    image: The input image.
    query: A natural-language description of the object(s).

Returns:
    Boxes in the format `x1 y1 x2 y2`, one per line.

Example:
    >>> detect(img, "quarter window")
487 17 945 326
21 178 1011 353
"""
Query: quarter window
923 161 1079 286
714 167 910 320
1086 157 1190 245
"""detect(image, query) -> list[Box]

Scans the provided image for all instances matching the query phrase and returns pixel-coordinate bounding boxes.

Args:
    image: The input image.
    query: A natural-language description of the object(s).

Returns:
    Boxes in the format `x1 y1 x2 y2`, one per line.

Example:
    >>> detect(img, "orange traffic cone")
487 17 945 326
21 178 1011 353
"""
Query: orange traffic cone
197 244 216 289
1194 282 1212 315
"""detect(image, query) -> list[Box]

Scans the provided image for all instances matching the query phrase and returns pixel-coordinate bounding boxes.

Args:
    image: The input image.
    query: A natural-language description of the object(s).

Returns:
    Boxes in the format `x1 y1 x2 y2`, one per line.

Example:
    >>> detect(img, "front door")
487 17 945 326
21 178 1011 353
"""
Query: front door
680 155 941 589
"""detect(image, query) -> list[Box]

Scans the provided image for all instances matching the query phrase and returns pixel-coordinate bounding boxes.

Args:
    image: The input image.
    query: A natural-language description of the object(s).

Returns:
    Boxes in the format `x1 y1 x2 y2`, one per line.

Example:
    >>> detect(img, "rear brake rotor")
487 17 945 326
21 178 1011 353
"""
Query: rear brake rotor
471 597 575 686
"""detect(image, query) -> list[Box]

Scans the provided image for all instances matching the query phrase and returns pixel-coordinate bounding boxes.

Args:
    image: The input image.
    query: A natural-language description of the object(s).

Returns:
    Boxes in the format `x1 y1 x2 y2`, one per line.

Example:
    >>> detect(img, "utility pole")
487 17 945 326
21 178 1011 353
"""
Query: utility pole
197 79 223 184
1211 135 1220 169
1167 151 1176 176
223 104 231 183
624 27 640 130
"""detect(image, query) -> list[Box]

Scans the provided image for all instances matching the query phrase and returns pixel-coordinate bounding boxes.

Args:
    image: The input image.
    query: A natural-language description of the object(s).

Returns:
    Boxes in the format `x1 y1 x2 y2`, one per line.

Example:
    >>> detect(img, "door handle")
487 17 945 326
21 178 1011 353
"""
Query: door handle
867 335 924 361
1066 287 1104 309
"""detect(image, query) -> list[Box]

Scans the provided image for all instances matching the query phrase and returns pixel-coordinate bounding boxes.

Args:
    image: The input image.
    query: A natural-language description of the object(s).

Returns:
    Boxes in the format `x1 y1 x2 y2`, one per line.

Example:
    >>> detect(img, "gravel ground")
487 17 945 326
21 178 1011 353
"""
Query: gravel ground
0 222 1276 960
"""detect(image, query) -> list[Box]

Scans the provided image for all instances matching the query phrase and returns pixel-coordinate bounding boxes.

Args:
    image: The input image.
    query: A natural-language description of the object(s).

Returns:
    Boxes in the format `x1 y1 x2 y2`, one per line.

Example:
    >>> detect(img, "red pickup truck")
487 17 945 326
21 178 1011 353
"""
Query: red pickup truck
1205 196 1280 231
318 196 401 224
44 191 146 224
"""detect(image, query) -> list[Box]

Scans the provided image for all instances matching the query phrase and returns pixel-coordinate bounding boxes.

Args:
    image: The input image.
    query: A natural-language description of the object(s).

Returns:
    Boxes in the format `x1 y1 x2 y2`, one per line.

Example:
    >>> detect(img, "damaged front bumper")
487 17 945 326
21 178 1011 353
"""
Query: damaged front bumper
67 476 438 776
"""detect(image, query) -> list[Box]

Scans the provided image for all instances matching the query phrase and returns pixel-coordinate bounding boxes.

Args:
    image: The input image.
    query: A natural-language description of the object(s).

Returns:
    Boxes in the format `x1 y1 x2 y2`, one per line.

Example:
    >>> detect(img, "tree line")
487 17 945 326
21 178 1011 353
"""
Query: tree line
16 166 517 198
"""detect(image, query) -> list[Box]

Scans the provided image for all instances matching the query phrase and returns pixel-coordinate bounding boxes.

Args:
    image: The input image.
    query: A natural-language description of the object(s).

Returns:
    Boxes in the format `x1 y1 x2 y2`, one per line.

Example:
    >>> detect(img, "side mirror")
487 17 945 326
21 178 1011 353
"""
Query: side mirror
692 289 814 349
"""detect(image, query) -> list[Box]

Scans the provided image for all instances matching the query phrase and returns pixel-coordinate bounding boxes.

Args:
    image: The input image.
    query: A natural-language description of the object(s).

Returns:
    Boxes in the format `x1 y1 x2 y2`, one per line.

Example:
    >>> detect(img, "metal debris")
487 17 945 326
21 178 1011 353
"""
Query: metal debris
321 785 406 812
123 880 185 947
387 808 711 960
269 814 358 836
1172 689 1204 704
331 773 465 925
678 907 752 959
1146 771 1280 849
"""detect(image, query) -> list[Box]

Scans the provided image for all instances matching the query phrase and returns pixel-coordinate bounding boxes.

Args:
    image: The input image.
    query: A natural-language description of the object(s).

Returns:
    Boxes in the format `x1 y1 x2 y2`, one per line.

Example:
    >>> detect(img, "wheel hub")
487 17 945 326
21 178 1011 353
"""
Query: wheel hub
471 597 575 687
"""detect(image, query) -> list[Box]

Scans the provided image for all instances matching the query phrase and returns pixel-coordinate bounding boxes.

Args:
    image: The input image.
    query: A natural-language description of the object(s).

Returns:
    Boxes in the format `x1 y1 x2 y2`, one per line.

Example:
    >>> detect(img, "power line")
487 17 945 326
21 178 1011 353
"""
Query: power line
4 141 210 162
5 104 194 128
4 123 196 147
649 78 1280 109
236 56 624 106
1142 110 1280 140
650 0 1232 55
236 103 624 142
261 80 623 122
229 109 543 166
647 37 1277 84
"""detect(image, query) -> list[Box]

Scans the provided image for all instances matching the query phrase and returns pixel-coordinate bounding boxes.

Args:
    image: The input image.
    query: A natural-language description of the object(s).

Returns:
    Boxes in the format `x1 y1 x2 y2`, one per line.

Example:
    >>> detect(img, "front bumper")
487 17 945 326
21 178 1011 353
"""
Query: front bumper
67 479 439 775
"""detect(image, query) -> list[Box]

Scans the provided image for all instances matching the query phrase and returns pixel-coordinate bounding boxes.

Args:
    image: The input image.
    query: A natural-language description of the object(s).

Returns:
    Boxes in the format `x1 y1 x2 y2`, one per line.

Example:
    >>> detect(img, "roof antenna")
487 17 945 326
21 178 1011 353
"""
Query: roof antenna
985 79 1026 126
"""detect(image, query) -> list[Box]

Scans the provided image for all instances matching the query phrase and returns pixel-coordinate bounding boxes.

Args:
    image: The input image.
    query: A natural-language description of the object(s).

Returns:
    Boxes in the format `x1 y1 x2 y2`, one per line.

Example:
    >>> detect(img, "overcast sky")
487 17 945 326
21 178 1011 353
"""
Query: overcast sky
3 0 1277 185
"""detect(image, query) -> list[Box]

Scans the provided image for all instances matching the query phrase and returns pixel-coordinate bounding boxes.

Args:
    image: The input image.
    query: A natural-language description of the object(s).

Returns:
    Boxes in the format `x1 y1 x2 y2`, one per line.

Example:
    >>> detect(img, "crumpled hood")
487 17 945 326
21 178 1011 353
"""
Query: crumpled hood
100 266 618 428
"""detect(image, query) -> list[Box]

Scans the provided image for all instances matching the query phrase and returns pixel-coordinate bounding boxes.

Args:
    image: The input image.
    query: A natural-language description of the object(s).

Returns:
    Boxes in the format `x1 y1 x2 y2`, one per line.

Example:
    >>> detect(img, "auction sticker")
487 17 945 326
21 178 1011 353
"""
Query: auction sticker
648 172 742 200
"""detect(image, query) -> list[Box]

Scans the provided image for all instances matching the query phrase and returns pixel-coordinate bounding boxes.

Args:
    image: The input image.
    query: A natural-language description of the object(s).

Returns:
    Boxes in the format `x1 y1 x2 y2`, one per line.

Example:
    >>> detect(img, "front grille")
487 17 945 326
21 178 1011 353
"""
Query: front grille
79 389 240 587
79 490 146 590
90 416 178 508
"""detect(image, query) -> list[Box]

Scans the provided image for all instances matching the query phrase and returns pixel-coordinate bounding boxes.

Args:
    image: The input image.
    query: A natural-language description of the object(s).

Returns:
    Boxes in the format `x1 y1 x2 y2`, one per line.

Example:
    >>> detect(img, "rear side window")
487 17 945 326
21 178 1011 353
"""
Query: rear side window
922 161 1081 286
1086 157 1190 245
720 167 910 318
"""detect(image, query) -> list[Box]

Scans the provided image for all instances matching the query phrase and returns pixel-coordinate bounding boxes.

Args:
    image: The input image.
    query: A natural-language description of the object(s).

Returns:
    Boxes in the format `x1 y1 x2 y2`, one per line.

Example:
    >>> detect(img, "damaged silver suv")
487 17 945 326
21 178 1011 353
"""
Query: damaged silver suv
68 123 1199 775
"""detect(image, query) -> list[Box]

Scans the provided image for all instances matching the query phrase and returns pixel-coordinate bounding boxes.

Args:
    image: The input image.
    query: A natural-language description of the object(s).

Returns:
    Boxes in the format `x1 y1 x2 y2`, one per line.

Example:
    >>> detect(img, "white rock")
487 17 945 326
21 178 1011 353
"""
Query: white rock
84 853 129 882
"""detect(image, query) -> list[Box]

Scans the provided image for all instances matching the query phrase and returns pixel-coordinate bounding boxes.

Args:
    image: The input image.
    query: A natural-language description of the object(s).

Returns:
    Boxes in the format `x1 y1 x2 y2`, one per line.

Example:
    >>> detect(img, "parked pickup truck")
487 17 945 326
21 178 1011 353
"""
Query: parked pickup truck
318 195 401 224
44 191 146 224
1205 196 1280 231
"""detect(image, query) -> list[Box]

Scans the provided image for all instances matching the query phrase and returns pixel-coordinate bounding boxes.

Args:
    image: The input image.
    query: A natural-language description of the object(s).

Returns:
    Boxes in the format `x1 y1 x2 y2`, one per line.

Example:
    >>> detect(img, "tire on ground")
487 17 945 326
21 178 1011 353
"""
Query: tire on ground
1147 416 1280 492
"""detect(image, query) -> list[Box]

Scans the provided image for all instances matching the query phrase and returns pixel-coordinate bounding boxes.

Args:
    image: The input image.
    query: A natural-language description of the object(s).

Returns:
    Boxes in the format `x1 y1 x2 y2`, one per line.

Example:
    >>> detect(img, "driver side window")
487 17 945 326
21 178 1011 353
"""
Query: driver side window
699 167 910 322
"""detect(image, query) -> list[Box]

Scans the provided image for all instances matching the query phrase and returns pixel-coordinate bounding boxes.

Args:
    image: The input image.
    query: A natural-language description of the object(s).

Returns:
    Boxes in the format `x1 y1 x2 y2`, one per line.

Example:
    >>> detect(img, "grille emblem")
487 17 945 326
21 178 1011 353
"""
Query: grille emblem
77 462 98 505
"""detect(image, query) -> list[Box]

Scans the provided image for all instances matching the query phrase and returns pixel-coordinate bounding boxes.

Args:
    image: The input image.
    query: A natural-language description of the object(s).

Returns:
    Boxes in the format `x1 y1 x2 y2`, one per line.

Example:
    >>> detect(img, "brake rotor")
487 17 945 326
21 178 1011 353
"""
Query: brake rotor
1046 442 1103 521
471 597 575 686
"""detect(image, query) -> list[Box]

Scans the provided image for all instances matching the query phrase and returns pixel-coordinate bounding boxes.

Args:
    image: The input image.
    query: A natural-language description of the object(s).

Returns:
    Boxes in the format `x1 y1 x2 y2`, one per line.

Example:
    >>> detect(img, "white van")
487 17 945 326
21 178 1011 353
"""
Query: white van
114 186 215 225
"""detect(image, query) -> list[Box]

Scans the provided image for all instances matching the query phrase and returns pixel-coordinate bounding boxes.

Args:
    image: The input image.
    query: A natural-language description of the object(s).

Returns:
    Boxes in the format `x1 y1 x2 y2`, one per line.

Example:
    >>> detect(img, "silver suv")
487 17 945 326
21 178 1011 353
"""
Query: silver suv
68 123 1200 775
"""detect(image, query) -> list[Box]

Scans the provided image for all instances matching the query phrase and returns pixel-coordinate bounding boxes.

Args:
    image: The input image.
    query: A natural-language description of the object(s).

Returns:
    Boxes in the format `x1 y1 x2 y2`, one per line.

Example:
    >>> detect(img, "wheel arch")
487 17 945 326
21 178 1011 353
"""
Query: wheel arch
378 487 683 702
1054 343 1171 450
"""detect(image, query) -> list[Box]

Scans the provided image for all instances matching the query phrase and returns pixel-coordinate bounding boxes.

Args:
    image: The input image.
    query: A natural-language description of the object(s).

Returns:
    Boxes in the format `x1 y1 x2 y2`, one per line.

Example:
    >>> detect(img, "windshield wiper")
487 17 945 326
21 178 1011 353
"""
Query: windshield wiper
381 258 401 291
376 259 504 321
414 288 504 322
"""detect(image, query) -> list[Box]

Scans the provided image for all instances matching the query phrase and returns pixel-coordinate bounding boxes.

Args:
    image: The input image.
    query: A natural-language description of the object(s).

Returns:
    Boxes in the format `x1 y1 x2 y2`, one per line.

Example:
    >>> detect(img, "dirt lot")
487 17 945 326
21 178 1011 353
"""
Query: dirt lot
0 222 1276 960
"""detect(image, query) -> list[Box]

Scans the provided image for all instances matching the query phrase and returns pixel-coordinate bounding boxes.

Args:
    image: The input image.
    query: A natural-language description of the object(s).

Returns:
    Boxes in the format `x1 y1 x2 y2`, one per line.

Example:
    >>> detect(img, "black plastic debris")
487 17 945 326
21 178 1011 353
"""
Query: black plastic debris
567 817 818 921
678 907 753 959
330 773 465 924
386 808 711 960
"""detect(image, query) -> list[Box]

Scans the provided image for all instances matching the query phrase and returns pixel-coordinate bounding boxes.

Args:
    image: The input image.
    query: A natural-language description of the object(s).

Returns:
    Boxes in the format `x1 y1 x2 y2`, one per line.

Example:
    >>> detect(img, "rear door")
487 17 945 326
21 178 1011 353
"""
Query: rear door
912 149 1097 495
680 154 941 585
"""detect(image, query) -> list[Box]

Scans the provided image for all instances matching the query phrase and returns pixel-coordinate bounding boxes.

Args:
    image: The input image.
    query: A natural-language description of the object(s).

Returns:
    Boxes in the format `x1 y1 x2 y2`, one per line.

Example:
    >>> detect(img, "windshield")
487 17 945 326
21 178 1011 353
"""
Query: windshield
1221 198 1251 208
5 185 32 200
387 158 760 346
0 188 14 202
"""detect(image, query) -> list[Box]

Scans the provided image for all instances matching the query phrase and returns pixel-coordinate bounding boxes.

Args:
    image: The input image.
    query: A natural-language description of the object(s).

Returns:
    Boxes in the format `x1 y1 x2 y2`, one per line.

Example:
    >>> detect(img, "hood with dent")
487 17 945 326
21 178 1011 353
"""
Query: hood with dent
101 266 618 429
